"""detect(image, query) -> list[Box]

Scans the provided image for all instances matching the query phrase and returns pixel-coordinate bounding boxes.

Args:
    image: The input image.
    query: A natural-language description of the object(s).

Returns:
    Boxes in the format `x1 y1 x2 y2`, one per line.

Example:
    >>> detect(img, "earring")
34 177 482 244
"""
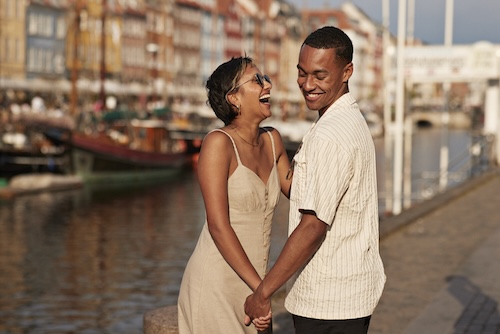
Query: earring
236 105 241 115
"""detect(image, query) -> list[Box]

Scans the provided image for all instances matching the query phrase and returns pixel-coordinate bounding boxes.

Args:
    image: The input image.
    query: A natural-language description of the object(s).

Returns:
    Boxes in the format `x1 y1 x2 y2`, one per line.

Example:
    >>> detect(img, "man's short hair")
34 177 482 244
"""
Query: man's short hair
303 26 353 64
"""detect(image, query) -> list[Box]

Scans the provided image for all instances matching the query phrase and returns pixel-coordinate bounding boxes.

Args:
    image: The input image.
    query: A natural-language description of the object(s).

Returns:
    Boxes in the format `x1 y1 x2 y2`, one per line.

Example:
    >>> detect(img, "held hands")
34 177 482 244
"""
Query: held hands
248 310 272 332
244 291 272 331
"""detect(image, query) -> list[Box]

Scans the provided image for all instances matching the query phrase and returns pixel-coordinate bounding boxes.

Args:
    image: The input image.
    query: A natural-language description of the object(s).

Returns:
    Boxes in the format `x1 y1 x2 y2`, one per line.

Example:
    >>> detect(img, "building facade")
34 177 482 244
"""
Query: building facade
1 0 28 85
3 0 491 121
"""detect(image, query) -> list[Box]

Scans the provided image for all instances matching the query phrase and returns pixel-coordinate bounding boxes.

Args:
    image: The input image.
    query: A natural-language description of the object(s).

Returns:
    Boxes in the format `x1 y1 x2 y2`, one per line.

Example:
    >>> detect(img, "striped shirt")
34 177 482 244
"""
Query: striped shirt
284 93 386 320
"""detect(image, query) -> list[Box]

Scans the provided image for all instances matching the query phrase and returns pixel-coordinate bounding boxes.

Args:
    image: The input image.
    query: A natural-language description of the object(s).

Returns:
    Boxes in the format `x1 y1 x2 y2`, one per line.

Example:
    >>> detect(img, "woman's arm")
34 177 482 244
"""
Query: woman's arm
197 131 263 291
269 128 292 199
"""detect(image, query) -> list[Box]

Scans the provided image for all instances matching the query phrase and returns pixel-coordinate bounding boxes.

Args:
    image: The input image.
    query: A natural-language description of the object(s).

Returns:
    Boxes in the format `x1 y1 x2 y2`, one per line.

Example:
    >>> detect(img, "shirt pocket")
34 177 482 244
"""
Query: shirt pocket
290 147 307 201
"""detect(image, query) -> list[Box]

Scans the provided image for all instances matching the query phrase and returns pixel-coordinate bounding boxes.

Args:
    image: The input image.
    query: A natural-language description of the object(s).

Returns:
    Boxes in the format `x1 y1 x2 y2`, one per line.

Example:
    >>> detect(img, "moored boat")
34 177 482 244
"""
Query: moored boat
1 128 68 179
46 118 190 185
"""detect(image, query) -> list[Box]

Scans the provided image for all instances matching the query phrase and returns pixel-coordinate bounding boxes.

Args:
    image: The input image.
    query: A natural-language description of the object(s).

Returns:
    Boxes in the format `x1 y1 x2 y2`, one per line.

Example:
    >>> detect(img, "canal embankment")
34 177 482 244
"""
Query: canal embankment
0 173 83 199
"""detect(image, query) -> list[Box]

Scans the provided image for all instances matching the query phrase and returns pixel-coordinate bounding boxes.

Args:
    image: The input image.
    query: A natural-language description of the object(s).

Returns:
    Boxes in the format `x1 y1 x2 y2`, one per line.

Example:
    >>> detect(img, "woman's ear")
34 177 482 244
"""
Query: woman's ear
227 92 240 108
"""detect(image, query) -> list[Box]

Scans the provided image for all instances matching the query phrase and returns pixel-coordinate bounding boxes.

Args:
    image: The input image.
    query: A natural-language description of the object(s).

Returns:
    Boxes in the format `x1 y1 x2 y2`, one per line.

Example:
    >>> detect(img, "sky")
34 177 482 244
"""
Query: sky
287 0 500 45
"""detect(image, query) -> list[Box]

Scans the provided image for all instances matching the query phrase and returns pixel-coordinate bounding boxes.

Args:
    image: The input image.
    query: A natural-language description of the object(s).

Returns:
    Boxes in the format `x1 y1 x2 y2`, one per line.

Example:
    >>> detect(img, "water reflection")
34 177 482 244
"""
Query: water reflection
0 128 484 333
0 172 214 333
375 128 483 209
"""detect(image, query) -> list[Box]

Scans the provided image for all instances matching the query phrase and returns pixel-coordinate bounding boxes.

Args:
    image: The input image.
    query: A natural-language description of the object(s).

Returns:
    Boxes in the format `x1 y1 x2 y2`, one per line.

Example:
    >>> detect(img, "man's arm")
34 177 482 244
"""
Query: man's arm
244 211 327 323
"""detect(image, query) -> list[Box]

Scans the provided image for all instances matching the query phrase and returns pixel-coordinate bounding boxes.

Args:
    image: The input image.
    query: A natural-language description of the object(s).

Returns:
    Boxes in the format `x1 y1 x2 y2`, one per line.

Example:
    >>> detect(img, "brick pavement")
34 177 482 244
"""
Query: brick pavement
370 169 500 334
270 169 500 334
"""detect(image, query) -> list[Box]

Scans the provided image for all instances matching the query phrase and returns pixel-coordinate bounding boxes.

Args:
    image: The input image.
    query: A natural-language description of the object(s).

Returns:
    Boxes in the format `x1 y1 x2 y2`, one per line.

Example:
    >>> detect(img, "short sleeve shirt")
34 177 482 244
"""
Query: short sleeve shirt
284 93 386 320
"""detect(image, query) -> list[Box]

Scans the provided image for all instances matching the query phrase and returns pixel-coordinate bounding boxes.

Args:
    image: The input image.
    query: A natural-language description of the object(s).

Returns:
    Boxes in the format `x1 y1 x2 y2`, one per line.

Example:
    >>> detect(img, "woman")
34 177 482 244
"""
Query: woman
177 56 291 333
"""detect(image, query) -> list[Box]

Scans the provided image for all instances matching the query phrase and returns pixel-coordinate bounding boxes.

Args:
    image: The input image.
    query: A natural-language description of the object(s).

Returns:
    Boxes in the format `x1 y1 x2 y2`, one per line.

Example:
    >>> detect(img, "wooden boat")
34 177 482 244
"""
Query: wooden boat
47 118 190 185
0 146 67 178
1 130 67 178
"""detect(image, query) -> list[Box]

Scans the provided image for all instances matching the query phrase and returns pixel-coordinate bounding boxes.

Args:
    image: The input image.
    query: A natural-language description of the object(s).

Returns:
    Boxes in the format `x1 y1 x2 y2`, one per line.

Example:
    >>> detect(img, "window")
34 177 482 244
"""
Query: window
16 0 23 18
5 38 10 61
36 48 42 71
165 16 173 36
28 48 35 70
54 53 64 73
45 16 54 37
15 38 20 61
155 14 164 34
56 16 66 39
6 0 13 17
45 49 54 72
3 38 10 61
29 14 37 35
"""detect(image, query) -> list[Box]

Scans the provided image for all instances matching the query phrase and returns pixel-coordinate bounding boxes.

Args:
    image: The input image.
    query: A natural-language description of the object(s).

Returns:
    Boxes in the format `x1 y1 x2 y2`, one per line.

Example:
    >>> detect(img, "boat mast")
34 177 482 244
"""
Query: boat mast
70 1 82 116
99 0 107 110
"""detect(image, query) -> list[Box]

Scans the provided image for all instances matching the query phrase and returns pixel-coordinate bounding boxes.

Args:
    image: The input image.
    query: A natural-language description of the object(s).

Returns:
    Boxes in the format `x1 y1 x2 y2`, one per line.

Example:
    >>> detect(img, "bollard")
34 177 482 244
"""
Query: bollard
143 305 178 334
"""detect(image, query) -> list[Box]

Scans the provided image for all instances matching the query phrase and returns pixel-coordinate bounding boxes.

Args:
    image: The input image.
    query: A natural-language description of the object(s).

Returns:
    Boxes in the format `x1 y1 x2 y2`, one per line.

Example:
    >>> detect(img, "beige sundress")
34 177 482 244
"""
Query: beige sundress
178 129 280 333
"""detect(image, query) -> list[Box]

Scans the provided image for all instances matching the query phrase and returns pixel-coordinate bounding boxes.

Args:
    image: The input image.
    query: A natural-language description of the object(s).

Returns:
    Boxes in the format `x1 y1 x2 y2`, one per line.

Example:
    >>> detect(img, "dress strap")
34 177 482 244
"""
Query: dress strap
263 128 277 164
209 129 242 165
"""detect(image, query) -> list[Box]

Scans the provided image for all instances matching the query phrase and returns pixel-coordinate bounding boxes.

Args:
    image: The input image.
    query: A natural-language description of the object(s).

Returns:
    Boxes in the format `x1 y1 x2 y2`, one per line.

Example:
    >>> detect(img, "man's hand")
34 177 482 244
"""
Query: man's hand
244 291 271 327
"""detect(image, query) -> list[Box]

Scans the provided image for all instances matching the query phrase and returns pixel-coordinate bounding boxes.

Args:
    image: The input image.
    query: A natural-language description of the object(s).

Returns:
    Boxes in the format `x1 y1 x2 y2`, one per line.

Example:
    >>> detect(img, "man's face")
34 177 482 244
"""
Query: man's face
297 45 353 115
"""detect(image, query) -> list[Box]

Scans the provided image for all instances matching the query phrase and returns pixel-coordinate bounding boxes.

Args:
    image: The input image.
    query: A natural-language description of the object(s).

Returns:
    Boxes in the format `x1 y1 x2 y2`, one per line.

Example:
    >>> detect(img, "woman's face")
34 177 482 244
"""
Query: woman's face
233 66 272 122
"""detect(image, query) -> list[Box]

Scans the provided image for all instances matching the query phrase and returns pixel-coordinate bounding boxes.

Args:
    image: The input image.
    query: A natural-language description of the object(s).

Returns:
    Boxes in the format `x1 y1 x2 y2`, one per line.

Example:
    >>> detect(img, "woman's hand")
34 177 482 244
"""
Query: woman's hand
253 311 272 332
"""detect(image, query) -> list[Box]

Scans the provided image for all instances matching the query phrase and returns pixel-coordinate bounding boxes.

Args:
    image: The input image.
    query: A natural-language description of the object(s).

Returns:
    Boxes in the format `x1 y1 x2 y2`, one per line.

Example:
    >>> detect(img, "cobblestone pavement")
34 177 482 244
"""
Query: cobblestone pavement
272 170 500 334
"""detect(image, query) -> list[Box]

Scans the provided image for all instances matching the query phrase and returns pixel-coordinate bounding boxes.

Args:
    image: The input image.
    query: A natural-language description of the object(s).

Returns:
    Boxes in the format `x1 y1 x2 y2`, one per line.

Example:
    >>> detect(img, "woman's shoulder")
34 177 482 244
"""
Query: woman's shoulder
203 128 233 149
206 128 232 139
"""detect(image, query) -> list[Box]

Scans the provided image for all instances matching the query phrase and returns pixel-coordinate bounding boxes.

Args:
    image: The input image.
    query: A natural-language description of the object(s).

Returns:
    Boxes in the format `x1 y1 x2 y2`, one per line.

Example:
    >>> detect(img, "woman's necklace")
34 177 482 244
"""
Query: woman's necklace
231 127 260 147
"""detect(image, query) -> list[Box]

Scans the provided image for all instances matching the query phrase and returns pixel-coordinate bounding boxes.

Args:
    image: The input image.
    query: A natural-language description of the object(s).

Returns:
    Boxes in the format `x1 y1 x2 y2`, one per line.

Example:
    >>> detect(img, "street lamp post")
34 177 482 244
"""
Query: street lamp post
497 50 500 166
382 0 393 214
439 0 454 191
392 0 407 215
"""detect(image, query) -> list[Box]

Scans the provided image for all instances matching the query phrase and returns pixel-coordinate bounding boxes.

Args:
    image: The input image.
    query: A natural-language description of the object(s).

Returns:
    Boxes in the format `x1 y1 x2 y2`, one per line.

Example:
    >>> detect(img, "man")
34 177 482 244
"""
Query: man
244 26 386 333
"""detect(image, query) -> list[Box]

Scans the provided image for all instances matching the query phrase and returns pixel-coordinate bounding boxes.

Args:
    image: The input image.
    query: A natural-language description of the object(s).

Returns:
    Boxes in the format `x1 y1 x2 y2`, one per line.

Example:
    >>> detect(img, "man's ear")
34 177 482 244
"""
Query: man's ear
343 62 353 83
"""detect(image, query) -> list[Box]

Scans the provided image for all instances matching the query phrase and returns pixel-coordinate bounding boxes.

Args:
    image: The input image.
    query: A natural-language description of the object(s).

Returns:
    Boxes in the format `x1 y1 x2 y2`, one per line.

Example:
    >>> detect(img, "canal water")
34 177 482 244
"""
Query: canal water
0 128 487 333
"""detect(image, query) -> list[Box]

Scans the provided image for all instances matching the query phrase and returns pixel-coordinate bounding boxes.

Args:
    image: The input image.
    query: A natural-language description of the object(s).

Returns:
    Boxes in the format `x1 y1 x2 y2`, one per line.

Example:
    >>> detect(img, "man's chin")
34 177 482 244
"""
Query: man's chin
305 101 319 111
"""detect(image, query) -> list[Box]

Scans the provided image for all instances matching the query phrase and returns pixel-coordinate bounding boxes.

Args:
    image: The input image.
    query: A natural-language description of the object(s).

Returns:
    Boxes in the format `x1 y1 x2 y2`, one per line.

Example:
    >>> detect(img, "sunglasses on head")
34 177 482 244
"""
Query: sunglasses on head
234 73 271 90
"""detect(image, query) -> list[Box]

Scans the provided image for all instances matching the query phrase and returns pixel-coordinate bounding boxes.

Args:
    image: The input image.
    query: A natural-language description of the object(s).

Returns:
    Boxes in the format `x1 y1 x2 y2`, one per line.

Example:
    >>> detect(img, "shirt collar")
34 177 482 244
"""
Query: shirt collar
318 92 355 120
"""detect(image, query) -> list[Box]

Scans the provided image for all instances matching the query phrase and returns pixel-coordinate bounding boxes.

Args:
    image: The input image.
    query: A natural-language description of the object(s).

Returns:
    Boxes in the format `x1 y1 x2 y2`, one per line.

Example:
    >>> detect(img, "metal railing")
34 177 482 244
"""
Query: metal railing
412 133 495 202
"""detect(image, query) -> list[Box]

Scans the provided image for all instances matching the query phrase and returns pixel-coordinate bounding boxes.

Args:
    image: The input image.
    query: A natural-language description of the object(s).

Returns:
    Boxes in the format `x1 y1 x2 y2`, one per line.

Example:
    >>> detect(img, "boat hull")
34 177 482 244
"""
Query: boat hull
72 147 186 185
46 128 190 185
0 148 67 178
